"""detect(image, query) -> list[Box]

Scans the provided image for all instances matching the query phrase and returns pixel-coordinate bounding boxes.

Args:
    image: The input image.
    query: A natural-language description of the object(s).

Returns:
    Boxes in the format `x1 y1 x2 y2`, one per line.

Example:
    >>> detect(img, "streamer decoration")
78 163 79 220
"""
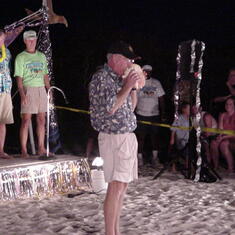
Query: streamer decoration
0 157 92 201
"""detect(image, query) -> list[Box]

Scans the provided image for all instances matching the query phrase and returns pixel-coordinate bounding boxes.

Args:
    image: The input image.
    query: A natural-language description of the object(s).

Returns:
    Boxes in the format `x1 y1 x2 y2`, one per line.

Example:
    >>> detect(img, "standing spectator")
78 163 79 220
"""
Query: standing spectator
14 30 51 158
84 69 99 161
85 123 98 160
135 65 166 166
0 29 14 159
89 41 140 235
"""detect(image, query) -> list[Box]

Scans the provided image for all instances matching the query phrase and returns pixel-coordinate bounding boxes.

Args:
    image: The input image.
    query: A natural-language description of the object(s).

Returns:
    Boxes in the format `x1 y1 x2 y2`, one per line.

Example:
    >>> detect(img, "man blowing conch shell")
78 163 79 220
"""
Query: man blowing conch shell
89 40 144 235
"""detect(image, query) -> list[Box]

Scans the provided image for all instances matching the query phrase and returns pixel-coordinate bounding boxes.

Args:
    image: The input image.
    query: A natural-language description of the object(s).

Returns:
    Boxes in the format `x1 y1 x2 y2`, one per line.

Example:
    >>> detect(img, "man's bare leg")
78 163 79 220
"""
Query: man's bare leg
36 112 46 154
0 124 13 159
115 183 128 235
137 133 145 155
0 124 6 154
20 113 32 157
220 140 234 173
104 181 126 235
86 137 95 158
203 142 211 164
210 140 220 169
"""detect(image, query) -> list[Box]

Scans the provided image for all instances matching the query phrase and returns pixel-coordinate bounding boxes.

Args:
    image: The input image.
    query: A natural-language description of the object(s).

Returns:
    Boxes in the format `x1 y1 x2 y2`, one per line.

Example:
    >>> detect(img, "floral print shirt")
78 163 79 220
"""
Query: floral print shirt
0 48 12 93
89 64 136 134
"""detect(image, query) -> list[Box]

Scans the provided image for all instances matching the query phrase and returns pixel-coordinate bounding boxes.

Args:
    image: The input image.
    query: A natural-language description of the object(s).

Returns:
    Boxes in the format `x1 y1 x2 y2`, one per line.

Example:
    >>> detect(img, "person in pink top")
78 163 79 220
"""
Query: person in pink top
211 97 235 173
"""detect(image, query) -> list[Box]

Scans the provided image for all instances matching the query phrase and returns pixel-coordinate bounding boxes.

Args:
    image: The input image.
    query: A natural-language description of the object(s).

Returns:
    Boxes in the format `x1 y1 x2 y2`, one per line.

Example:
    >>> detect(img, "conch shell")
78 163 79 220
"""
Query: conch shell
122 64 146 89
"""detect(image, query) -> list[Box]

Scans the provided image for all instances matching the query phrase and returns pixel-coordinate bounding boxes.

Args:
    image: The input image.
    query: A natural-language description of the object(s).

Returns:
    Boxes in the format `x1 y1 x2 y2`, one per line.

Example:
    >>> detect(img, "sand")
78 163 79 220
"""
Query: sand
0 165 235 235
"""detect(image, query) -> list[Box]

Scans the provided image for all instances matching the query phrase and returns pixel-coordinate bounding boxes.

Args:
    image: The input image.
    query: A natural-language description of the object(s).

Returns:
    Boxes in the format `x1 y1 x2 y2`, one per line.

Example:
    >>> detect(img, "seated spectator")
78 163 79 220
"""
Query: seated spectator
191 104 218 165
210 97 235 173
169 102 190 171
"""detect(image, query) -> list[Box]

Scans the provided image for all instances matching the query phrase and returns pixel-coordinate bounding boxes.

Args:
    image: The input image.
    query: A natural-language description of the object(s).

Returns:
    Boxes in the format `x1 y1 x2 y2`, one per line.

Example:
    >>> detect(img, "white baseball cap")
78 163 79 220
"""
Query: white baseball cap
142 65 152 71
23 30 37 40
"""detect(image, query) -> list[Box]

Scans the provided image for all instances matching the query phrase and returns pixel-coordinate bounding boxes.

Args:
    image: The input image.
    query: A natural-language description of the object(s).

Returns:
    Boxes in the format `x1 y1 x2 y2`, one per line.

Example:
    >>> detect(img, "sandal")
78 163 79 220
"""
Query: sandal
21 153 30 158
0 152 13 159
38 151 55 157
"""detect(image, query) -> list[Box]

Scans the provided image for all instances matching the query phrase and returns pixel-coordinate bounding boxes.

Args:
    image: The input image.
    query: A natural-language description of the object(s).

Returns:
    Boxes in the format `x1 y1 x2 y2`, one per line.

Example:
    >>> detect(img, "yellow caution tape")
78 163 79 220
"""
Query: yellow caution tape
201 127 235 136
56 106 90 114
55 106 235 136
138 120 193 131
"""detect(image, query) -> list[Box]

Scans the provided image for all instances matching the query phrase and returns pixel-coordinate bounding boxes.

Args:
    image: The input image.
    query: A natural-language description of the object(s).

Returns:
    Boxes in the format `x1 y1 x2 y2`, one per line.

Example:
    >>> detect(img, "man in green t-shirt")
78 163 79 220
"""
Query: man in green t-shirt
14 30 51 158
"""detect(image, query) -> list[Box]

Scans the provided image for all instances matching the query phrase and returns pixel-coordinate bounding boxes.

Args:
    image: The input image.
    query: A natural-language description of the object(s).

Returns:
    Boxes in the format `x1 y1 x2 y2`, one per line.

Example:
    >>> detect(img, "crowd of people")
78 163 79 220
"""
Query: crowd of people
169 71 235 174
134 67 235 175
87 56 235 176
1 28 234 171
88 40 235 235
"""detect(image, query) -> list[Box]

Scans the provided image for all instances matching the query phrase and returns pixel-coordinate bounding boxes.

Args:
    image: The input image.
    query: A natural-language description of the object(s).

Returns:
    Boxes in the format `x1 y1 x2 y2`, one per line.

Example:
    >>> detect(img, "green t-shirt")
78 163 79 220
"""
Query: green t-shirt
14 50 48 87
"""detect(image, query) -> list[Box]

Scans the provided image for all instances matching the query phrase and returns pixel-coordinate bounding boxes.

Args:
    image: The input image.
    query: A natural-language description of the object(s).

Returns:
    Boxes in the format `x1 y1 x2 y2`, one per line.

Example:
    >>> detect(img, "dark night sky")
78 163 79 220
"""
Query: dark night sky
2 2 235 60
2 1 235 49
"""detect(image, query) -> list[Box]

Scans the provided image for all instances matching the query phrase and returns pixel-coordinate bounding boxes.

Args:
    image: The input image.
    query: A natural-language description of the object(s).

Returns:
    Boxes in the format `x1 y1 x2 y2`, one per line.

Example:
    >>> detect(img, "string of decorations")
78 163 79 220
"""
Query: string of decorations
193 41 205 182
37 6 63 153
4 9 44 32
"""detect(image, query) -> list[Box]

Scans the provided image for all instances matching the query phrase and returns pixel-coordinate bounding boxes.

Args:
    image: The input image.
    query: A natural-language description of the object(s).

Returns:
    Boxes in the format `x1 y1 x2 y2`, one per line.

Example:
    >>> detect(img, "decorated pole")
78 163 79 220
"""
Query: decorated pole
37 1 66 158
174 39 205 180
192 42 205 182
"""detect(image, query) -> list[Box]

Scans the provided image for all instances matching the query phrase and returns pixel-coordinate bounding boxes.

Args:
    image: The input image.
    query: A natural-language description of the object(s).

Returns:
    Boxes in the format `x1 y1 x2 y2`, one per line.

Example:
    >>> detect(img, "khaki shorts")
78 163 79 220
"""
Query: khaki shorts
98 132 138 183
0 92 14 124
21 87 47 114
